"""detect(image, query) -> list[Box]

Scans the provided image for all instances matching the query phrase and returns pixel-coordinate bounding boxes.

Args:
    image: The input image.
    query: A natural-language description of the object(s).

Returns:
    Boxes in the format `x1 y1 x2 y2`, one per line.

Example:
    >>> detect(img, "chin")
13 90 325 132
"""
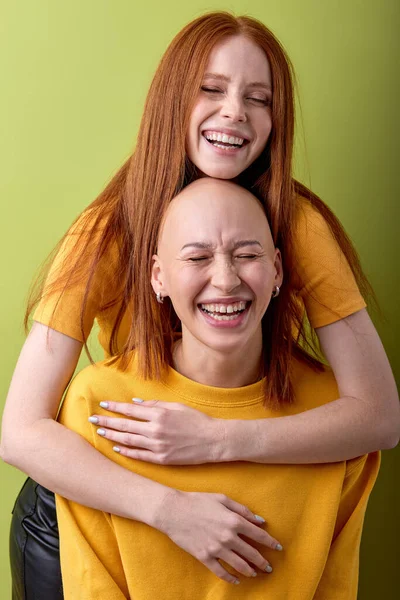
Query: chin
200 164 244 180
200 337 245 355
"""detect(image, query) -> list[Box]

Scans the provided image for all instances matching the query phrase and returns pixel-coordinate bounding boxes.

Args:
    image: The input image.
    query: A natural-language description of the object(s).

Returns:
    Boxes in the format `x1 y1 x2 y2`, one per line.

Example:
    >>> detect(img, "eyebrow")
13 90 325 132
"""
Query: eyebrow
203 72 272 92
181 240 263 251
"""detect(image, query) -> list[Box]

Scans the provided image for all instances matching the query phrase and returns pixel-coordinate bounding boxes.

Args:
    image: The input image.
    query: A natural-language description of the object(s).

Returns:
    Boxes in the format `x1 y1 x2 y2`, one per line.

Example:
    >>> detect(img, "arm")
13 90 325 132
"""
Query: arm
0 323 279 584
1 323 168 523
91 310 399 464
224 309 399 464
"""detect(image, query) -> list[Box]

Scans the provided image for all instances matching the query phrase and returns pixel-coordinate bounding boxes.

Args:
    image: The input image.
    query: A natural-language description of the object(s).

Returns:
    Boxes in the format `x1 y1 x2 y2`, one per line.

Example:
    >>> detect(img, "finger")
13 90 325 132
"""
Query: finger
219 496 282 550
233 539 273 574
205 558 240 585
89 415 149 435
218 495 267 526
132 398 182 411
238 519 283 552
97 401 154 421
112 447 163 463
96 429 154 451
219 549 257 578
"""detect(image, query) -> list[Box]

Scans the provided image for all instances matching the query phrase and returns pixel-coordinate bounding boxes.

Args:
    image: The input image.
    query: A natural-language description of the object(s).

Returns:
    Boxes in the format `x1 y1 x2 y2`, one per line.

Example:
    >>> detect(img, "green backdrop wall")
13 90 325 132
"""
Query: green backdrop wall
1 1 399 598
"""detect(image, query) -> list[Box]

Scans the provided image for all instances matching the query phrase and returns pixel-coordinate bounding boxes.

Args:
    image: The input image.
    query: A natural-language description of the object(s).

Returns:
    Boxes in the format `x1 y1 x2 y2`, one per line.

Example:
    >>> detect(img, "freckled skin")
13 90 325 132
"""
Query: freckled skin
186 35 273 180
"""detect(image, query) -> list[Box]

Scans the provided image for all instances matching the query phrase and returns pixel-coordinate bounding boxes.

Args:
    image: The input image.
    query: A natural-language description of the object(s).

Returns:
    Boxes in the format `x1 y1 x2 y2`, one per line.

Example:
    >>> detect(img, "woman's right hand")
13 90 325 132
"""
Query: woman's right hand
155 489 282 584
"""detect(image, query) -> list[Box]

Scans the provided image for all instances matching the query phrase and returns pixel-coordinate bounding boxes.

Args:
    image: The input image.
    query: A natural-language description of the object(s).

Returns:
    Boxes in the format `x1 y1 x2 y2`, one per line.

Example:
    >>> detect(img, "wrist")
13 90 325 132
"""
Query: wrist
219 419 265 462
147 486 181 532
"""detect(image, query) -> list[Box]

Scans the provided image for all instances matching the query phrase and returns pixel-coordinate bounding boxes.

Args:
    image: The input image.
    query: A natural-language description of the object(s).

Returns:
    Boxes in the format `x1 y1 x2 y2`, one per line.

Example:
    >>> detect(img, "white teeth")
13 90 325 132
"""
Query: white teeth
204 131 244 146
200 301 247 315
209 313 238 321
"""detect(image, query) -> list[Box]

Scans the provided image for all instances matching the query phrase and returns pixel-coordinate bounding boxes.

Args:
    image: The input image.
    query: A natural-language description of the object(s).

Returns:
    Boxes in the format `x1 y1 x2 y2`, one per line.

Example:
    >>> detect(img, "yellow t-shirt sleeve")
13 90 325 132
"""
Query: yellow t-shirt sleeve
293 201 367 328
33 212 116 342
313 452 380 599
55 377 129 600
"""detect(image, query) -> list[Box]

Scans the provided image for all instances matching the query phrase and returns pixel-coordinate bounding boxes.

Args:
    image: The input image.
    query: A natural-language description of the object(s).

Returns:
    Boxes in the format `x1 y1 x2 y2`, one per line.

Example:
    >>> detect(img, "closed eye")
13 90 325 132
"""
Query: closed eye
187 256 209 262
247 97 271 106
201 86 223 94
236 254 258 259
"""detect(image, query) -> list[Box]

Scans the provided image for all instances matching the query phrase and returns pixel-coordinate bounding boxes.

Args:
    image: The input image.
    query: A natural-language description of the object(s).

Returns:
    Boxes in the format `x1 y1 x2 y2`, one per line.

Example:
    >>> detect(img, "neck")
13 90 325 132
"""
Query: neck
173 331 263 389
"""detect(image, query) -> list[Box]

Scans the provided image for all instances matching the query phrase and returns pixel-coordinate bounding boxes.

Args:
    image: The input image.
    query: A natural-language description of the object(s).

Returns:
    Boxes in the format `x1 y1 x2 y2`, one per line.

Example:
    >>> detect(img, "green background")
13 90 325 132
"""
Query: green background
1 0 399 597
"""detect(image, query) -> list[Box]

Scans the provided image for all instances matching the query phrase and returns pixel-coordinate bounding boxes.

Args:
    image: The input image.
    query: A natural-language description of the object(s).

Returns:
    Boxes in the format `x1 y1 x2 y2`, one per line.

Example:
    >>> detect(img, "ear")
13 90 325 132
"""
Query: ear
151 254 168 298
274 249 283 288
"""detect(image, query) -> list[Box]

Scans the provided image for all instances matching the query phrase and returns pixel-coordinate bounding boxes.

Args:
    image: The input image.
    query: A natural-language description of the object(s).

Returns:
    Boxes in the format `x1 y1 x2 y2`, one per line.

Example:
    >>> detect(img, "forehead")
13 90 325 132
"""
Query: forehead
205 35 271 83
159 182 273 251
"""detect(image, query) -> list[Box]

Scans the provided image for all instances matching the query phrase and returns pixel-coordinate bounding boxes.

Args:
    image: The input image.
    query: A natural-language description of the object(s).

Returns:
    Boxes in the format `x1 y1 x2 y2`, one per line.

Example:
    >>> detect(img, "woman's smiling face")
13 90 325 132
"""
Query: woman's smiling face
186 35 273 180
152 179 282 358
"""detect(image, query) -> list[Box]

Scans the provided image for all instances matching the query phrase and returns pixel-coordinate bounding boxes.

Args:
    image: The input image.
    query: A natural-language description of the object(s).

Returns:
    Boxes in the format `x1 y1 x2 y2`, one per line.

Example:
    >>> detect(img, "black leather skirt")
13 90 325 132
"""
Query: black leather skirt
9 477 63 600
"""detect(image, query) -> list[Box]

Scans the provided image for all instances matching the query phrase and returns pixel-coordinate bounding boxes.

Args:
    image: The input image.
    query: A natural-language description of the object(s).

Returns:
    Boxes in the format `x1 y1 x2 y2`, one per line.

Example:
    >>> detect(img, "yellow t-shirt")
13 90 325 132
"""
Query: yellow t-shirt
56 357 379 600
34 198 366 353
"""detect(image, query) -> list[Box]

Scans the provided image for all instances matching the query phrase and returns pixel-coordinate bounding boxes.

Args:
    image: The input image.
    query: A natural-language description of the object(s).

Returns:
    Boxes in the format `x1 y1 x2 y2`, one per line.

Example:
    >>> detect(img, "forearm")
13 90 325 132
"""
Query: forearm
1 418 171 526
221 395 397 464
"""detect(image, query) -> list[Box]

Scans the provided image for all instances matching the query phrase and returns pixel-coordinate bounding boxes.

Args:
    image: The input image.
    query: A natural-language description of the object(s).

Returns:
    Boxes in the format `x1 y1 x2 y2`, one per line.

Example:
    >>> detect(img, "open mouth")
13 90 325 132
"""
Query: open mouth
199 300 251 321
202 131 249 150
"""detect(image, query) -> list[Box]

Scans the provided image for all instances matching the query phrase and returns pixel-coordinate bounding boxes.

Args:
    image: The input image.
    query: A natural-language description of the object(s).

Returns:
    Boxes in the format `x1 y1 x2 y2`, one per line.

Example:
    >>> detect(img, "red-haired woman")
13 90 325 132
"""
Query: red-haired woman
2 11 398 600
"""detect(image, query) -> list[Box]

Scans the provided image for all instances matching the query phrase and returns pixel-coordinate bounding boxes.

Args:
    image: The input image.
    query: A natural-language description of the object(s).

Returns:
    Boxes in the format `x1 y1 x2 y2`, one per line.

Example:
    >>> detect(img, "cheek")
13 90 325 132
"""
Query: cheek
187 100 214 139
167 270 203 306
246 264 275 300
253 113 272 148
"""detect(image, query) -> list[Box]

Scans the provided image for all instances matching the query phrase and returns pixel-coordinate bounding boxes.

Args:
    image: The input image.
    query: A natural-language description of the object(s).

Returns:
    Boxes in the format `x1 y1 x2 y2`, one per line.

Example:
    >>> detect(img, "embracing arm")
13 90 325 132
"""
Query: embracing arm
95 309 399 465
0 323 168 523
223 309 399 463
0 323 279 583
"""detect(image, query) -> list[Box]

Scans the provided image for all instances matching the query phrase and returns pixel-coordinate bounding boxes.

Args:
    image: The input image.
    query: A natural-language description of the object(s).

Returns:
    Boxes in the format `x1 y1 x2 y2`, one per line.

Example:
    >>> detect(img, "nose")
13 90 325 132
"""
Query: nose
220 93 247 123
211 257 241 293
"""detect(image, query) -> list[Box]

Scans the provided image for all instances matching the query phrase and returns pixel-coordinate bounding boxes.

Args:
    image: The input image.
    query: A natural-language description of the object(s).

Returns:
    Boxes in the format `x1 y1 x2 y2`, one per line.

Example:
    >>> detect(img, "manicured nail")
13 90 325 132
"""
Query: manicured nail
113 446 121 453
265 565 273 573
254 514 265 523
88 416 99 424
99 402 109 409
275 543 283 551
97 428 106 436
132 398 144 403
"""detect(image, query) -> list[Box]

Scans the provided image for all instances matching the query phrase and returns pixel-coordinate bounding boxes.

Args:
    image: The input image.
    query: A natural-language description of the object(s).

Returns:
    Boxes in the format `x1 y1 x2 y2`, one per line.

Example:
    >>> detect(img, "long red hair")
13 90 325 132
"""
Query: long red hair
25 12 374 407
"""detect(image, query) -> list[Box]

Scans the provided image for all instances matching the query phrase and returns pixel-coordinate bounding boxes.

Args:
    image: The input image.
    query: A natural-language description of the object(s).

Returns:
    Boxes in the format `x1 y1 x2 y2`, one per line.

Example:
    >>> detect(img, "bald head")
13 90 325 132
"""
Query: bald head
151 177 282 355
158 178 274 257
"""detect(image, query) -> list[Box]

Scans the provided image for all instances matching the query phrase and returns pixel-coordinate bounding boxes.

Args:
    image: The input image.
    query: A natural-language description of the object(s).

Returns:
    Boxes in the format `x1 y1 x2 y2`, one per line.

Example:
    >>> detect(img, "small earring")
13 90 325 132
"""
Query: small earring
272 285 280 298
156 291 164 304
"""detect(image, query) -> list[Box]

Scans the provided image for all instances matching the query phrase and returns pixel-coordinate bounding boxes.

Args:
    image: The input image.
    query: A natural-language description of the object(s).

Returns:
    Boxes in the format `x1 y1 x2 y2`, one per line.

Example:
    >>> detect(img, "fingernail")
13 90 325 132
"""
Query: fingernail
275 543 283 551
97 428 106 436
113 446 121 453
88 416 99 424
99 402 109 409
251 571 257 577
132 398 144 403
265 565 273 573
254 514 265 523
233 580 240 585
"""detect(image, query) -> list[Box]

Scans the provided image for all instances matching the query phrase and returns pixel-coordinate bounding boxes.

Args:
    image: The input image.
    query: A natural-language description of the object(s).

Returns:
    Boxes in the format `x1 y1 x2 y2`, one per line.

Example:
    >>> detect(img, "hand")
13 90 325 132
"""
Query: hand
90 399 227 464
154 489 282 584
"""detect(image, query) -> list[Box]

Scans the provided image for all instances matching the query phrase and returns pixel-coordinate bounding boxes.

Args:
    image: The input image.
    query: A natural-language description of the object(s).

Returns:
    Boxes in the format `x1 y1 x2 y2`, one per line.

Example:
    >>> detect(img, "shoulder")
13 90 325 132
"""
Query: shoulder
293 196 334 247
66 353 139 401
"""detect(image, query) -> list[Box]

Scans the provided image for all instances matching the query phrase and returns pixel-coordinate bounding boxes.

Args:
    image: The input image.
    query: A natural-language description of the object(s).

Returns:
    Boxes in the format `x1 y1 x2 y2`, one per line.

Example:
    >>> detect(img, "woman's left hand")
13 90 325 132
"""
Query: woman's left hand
90 400 228 464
